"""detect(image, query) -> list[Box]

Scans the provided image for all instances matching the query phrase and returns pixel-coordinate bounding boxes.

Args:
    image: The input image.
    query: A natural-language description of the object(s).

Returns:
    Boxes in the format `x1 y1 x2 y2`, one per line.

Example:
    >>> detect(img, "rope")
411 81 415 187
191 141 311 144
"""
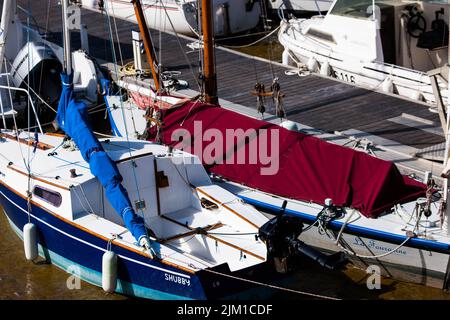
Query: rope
221 26 281 49
336 232 413 260
26 0 32 225
72 184 95 216
203 269 341 300
335 209 357 245
331 206 421 259
160 1 202 92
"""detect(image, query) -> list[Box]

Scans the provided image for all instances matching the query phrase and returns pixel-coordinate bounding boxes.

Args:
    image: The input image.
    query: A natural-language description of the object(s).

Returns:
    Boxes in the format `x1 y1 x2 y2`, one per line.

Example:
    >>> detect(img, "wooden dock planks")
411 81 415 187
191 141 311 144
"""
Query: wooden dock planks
21 0 445 155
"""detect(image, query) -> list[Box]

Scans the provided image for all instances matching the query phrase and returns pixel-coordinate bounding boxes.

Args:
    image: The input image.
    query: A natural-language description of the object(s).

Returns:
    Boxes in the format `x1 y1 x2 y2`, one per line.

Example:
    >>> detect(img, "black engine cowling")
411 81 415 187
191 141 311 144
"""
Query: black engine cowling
258 201 346 272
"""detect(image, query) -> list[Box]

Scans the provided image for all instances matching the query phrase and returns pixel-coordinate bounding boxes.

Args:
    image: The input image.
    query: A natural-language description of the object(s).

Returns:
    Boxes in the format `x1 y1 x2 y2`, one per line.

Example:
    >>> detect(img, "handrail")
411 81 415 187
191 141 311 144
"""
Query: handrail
16 5 43 35
0 83 44 134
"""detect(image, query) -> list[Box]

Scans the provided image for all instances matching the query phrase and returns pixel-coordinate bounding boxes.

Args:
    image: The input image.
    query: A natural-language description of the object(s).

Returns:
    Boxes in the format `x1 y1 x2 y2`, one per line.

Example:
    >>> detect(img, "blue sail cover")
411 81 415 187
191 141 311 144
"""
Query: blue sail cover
56 73 147 242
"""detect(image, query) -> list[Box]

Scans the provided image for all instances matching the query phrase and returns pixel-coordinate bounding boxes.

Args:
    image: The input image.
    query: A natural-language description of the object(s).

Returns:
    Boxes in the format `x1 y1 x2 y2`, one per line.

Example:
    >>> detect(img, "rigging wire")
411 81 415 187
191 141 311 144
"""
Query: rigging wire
220 26 281 49
197 0 204 95
103 0 152 245
4 59 57 114
37 0 52 101
109 1 124 67
160 0 202 92
26 0 32 224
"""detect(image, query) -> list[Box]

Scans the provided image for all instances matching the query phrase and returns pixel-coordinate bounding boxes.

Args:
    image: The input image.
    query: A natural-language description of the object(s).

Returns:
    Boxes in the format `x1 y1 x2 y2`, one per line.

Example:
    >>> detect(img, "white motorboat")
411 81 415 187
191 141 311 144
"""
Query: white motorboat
278 0 450 107
267 0 332 15
78 0 262 37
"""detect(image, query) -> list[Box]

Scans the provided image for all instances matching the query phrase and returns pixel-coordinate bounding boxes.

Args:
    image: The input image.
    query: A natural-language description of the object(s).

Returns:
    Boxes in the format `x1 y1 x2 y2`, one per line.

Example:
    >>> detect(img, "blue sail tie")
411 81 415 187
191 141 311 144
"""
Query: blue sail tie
56 73 147 242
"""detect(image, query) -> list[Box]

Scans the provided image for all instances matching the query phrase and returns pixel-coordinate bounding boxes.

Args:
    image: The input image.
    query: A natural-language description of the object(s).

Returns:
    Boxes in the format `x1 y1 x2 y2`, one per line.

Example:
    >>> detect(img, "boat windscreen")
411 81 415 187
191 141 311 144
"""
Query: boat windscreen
329 0 376 19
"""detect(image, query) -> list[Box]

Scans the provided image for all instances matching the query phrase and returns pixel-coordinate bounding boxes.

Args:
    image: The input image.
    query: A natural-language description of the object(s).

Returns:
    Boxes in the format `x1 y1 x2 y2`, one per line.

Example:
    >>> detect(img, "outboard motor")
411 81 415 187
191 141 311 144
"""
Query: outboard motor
258 201 346 273
10 42 62 120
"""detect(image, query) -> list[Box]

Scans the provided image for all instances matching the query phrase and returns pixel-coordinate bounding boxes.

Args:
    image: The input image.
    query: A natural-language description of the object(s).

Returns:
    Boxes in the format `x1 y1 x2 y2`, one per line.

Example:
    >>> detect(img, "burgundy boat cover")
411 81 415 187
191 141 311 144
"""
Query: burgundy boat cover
149 103 425 218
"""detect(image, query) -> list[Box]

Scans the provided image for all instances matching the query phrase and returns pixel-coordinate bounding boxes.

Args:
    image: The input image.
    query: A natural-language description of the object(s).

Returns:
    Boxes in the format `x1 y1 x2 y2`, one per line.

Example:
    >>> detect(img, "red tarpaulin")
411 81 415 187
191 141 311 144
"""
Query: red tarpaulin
149 102 425 218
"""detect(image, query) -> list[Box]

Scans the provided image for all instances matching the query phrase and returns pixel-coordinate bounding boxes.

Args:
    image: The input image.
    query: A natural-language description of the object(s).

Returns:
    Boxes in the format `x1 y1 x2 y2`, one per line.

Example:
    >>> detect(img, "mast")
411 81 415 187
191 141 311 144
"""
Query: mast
131 0 162 92
62 0 72 75
201 0 218 104
0 0 14 73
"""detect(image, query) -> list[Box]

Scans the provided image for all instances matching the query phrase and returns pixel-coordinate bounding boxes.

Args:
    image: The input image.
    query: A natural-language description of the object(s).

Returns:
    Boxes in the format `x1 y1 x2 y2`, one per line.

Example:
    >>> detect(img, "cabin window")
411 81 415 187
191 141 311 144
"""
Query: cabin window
33 186 62 208
306 28 336 43
330 0 374 19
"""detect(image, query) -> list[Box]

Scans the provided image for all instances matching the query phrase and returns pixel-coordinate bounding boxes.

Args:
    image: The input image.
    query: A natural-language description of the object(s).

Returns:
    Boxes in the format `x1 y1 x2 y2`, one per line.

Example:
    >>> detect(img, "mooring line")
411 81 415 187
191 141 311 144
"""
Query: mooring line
203 269 341 300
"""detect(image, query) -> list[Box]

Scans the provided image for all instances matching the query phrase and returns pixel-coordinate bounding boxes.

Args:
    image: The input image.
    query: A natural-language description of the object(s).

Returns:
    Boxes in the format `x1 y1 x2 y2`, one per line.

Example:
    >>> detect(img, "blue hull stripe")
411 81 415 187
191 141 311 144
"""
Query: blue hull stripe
0 183 207 299
6 214 191 300
238 195 450 252
1 189 190 278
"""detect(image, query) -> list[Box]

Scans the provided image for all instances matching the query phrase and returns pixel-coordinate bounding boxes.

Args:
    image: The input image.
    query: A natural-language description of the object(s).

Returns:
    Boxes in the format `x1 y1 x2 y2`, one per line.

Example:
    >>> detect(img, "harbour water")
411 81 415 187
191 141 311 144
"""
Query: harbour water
2 200 450 299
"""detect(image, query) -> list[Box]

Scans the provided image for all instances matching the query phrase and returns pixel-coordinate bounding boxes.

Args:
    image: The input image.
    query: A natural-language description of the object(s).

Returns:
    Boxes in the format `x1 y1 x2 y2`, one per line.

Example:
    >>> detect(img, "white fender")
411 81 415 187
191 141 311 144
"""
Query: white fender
410 91 423 101
382 77 394 93
23 223 38 261
307 57 318 72
319 61 331 76
102 251 118 293
282 50 291 66
280 120 298 131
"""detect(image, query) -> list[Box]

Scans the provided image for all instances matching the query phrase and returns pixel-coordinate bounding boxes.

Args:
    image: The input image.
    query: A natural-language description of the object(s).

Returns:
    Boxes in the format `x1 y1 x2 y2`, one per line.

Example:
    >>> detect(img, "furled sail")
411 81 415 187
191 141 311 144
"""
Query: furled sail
56 73 147 242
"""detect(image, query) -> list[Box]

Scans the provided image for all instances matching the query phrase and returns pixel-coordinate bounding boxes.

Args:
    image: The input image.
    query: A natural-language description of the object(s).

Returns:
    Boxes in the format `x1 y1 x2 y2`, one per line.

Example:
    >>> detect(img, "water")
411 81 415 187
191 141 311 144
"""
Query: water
0 209 125 300
2 204 450 300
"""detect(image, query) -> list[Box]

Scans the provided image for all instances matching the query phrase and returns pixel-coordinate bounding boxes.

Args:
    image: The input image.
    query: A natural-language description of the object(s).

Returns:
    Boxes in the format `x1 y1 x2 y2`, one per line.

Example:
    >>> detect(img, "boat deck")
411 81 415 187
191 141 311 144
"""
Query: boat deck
22 0 446 182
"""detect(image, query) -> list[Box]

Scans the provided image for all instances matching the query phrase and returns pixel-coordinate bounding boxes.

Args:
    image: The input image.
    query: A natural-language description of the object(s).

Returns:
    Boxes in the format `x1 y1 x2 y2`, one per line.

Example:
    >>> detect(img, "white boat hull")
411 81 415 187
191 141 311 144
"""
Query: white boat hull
278 0 450 106
300 224 449 288
280 35 447 105
268 0 332 13
80 0 262 36
214 179 450 289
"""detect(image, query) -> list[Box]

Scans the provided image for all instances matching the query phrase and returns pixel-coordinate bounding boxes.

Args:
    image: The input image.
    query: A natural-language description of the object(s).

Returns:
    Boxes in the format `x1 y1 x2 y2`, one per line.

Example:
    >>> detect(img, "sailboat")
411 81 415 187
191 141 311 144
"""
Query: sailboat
0 0 343 300
104 0 450 290
278 0 450 108
78 0 263 37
